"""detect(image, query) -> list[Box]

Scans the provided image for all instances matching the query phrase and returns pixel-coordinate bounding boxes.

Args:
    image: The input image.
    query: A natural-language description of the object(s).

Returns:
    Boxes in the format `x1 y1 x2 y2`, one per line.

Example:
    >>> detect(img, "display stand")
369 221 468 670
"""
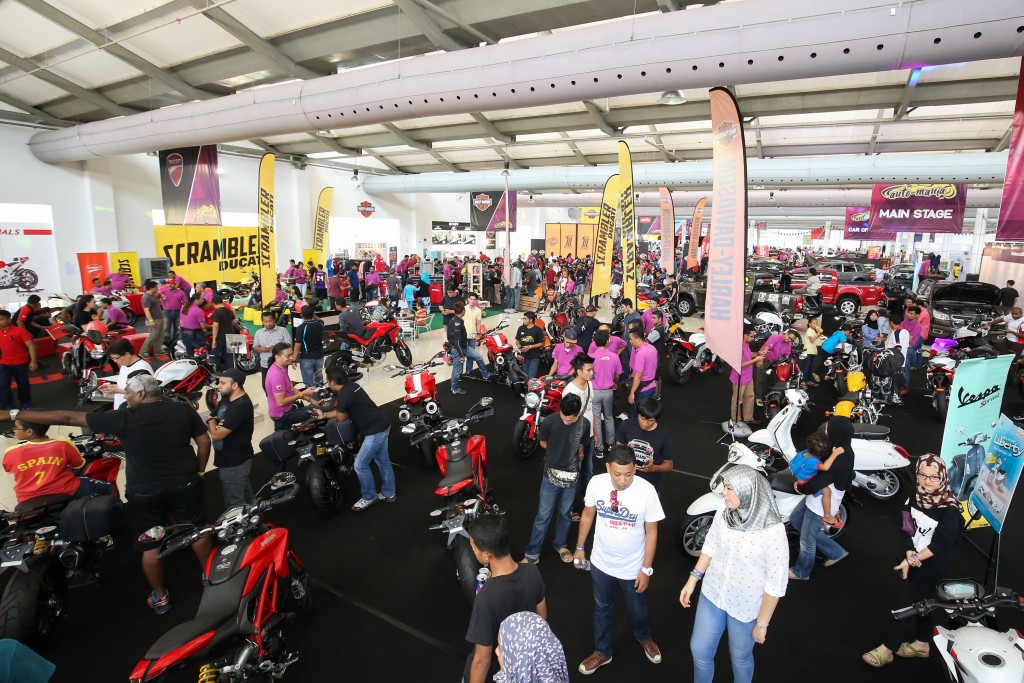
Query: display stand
465 263 483 300
225 334 249 357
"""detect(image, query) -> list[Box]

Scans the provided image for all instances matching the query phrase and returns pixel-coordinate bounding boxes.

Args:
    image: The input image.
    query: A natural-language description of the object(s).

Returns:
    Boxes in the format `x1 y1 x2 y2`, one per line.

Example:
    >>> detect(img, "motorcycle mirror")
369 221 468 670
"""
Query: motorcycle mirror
139 525 166 542
401 424 417 435
383 364 396 371
270 472 297 490
429 508 444 517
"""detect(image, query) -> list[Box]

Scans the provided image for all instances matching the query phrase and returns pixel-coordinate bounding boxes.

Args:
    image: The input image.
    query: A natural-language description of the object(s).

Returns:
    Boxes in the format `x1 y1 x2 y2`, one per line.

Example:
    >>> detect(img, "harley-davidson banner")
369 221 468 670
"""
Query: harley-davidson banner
685 198 706 271
659 187 674 273
470 191 517 231
158 146 222 226
868 183 967 234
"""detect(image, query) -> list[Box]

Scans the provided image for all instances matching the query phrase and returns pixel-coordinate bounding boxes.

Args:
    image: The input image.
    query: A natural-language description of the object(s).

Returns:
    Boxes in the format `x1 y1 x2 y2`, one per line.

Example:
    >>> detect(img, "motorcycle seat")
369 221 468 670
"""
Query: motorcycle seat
852 424 890 440
438 455 474 489
144 567 249 659
14 493 72 513
770 470 798 494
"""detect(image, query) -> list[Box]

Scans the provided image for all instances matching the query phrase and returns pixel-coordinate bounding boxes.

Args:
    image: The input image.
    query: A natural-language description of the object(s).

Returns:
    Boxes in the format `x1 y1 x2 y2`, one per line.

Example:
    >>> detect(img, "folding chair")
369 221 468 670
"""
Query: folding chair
414 312 435 338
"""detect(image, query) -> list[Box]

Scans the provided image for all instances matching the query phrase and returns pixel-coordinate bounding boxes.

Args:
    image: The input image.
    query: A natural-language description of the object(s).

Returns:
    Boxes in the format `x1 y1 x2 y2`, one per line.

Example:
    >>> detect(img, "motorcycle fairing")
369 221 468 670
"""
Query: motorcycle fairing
241 528 291 596
208 537 254 587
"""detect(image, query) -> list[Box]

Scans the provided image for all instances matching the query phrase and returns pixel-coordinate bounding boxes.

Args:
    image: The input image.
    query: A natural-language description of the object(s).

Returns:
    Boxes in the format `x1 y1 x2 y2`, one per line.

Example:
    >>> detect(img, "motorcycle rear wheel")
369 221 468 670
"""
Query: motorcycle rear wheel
863 469 903 501
668 355 692 385
512 420 539 460
16 270 38 290
711 358 727 375
394 340 413 368
235 352 259 374
934 391 949 421
121 307 138 327
453 535 482 604
677 513 715 557
305 460 344 516
0 559 67 645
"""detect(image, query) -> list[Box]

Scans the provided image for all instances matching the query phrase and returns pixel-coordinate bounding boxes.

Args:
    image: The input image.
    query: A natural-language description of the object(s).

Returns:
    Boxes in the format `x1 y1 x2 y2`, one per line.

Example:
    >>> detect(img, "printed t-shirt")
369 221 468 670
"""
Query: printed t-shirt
584 473 665 580
615 418 674 489
3 438 84 503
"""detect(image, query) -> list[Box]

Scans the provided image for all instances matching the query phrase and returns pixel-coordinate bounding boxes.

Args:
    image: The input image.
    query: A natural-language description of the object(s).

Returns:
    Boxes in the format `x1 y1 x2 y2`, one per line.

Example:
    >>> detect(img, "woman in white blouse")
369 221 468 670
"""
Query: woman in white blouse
680 465 789 683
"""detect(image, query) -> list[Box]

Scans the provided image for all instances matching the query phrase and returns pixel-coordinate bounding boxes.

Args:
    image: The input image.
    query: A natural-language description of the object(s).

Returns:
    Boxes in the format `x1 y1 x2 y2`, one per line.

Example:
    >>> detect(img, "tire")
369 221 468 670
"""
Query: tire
205 387 220 413
935 391 948 421
677 513 716 557
16 270 38 290
305 460 344 515
836 296 859 316
394 340 413 368
764 402 780 423
61 352 73 378
512 419 539 460
453 535 482 604
236 352 259 374
711 358 727 375
863 469 903 501
0 560 67 645
418 438 436 469
668 353 692 385
677 297 695 317
823 503 849 541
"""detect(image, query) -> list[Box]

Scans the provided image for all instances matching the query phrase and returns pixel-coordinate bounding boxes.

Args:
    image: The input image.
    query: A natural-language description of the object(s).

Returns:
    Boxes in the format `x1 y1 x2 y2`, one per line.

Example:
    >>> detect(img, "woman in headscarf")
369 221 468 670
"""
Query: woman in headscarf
861 309 883 346
494 611 568 683
788 415 855 580
861 454 963 668
681 465 788 683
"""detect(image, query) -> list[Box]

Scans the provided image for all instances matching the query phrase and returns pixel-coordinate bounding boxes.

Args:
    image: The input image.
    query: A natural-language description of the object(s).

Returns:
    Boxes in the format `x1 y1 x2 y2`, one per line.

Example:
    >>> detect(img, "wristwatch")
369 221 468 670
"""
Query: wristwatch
640 566 654 577
8 409 18 421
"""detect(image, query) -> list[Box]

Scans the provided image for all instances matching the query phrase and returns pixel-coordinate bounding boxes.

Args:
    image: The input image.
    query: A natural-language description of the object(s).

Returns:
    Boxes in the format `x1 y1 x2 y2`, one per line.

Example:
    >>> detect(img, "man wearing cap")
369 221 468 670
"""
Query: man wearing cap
575 305 601 351
549 329 583 377
754 328 798 404
206 369 255 507
335 298 368 351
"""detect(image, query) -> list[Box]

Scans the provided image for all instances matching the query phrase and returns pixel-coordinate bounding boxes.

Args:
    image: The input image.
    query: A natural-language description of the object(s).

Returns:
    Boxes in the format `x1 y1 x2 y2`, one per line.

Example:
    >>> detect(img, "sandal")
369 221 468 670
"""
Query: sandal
861 648 893 668
570 511 581 523
896 643 929 658
557 547 574 563
147 590 171 615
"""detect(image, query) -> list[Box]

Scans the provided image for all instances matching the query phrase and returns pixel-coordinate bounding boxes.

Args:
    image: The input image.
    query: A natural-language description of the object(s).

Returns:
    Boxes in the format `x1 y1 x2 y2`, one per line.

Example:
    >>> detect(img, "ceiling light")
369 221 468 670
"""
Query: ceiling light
658 90 686 106
753 184 765 190
529 194 535 203
501 161 511 177
768 191 776 203
350 168 361 186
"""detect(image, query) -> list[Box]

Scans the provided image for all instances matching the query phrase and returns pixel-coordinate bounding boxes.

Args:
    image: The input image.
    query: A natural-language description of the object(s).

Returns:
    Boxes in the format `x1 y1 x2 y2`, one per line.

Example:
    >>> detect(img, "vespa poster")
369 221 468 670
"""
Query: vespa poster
969 414 1024 533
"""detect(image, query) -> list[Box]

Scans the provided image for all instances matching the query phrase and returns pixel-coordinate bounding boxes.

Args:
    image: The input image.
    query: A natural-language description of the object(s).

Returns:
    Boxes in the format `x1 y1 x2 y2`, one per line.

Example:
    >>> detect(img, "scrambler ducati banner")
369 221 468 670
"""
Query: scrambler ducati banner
258 154 276 309
868 183 967 234
109 252 140 289
312 187 334 266
618 142 637 305
158 146 222 225
590 174 619 297
153 226 260 286
704 87 748 375
685 197 706 272
659 187 675 274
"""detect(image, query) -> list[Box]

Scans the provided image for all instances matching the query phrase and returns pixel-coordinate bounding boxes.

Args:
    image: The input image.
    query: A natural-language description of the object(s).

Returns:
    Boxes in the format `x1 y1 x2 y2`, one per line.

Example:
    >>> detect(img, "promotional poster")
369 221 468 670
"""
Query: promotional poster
685 198 707 271
844 207 896 241
0 204 59 296
969 414 1023 534
995 60 1023 242
470 191 517 232
109 251 140 290
867 183 967 234
154 225 260 286
312 187 333 267
618 141 637 305
77 253 109 292
257 154 276 310
158 146 222 226
590 174 619 297
659 187 675 273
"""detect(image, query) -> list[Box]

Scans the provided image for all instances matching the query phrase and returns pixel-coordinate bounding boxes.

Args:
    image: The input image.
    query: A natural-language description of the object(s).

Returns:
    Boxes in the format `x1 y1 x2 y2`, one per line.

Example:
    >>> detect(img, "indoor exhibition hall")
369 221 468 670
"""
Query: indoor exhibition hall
0 1 1022 682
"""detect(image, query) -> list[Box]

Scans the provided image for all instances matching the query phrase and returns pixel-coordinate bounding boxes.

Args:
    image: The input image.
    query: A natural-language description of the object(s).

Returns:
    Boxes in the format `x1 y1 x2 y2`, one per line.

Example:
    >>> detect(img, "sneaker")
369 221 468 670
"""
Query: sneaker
147 590 171 615
376 493 398 504
519 556 539 565
823 551 849 567
578 652 612 675
351 498 378 512
639 640 662 664
452 388 467 395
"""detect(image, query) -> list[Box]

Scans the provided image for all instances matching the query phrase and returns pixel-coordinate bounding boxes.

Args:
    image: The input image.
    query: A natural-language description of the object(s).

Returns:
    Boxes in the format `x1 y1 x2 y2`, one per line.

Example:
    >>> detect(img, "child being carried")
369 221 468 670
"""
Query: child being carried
789 432 845 528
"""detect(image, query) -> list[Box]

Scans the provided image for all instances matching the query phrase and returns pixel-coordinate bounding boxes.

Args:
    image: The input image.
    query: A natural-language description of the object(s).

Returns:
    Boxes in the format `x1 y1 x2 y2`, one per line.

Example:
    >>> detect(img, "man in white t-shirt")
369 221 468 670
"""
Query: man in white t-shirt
984 307 1024 357
574 445 665 675
98 338 152 410
563 353 599 515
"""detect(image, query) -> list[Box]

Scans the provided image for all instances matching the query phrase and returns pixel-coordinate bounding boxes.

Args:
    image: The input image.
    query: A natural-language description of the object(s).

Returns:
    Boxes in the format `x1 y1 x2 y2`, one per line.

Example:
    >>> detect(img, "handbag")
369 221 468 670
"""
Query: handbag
900 508 916 536
544 395 588 489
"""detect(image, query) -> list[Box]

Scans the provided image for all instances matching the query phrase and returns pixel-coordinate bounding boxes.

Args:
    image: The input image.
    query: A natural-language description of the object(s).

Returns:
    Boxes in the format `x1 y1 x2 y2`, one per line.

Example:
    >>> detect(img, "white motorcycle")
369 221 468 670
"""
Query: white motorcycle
750 388 912 501
677 439 849 557
666 325 726 385
892 578 1024 683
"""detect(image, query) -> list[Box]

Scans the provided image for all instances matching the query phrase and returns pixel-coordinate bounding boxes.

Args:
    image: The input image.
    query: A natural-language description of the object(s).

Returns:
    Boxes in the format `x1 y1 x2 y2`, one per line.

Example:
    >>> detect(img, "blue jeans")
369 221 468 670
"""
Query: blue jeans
524 476 575 559
0 363 30 409
591 564 652 657
465 340 490 378
633 386 656 417
690 595 755 683
181 329 205 359
212 339 235 370
575 439 595 503
910 338 924 369
299 357 323 387
450 346 465 392
523 356 541 379
162 309 180 346
789 497 845 579
800 353 816 383
354 427 396 501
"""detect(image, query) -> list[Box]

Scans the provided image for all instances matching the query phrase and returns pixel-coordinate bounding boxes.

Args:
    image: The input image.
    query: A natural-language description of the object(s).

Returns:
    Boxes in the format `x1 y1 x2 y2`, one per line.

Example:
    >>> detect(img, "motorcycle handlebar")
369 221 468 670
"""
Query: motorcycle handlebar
893 593 1024 620
158 530 203 559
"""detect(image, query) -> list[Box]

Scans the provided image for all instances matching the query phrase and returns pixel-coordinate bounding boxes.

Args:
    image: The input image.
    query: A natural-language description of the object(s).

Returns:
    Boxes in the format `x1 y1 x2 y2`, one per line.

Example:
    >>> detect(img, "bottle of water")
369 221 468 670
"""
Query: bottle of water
574 558 591 572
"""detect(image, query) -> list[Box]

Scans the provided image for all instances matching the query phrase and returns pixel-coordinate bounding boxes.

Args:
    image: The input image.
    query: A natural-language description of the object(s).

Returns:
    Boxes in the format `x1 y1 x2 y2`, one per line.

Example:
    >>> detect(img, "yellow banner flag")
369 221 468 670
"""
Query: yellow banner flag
590 174 619 296
312 187 333 266
109 251 140 290
618 141 637 304
257 154 276 309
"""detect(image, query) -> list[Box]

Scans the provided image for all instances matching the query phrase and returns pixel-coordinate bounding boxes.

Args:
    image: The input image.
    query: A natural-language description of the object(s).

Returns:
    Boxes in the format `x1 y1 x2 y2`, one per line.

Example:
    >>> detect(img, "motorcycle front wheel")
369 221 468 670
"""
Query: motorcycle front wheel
453 535 482 604
677 513 716 557
205 386 220 413
512 420 539 460
305 460 344 516
394 339 413 368
934 391 949 421
711 358 727 375
0 559 67 645
235 352 260 374
667 353 692 385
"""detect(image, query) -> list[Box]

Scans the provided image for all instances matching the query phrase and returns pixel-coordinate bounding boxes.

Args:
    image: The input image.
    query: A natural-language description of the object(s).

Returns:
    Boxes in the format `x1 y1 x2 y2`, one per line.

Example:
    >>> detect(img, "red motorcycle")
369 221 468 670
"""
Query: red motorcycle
337 314 413 368
385 351 447 467
479 317 528 395
129 472 311 683
56 321 129 389
173 327 258 373
404 398 496 603
512 374 569 459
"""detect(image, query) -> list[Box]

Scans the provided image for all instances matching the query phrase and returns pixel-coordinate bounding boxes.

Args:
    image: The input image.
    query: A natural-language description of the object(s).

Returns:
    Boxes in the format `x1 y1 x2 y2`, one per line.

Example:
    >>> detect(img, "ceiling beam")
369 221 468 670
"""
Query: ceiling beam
559 131 595 166
411 0 498 44
182 0 322 81
470 113 514 144
643 125 681 162
865 108 887 155
894 68 922 121
583 100 620 137
0 45 135 117
0 108 72 127
992 125 1013 153
309 135 360 156
0 91 60 121
747 117 764 159
382 123 431 151
393 0 468 53
490 145 523 169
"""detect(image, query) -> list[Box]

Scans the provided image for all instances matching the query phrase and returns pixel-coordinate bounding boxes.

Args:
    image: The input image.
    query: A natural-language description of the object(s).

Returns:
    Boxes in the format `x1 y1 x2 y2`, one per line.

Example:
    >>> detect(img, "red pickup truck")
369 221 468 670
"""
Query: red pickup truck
788 268 886 316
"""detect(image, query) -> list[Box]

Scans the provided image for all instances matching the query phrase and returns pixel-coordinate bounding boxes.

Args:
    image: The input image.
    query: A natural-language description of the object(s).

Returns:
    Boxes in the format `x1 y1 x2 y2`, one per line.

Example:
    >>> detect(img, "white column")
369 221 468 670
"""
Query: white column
968 208 987 274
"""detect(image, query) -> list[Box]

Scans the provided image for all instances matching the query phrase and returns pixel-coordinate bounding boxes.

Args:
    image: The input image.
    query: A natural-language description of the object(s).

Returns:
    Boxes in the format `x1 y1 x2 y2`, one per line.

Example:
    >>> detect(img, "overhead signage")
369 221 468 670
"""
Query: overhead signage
358 200 376 217
470 191 517 231
868 183 967 234
431 221 476 231
158 146 222 226
155 225 261 286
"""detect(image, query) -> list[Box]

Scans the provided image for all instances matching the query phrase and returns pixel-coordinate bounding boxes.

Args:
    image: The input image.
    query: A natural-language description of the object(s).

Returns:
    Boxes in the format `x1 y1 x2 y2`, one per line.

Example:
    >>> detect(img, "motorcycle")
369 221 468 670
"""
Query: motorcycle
949 429 989 500
478 317 528 395
58 321 129 388
154 349 220 412
512 374 569 459
0 256 39 291
924 323 998 420
337 313 413 368
218 271 259 301
404 399 498 603
892 578 1024 683
761 353 802 422
677 439 849 557
829 370 887 425
757 388 913 500
751 311 793 351
109 291 139 327
129 473 311 683
174 326 258 374
0 449 123 644
822 340 860 395
666 325 727 385
385 352 448 467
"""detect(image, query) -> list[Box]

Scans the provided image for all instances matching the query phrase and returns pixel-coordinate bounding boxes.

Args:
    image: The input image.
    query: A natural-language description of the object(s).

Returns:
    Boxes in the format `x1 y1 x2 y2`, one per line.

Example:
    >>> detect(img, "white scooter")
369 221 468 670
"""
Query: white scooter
892 578 1024 683
751 388 912 501
677 439 849 557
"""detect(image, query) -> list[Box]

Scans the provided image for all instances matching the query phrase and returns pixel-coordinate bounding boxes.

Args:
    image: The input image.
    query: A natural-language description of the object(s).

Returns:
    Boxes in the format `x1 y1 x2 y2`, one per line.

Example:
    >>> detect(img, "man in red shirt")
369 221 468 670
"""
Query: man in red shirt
0 309 37 410
16 294 48 337
1 418 113 504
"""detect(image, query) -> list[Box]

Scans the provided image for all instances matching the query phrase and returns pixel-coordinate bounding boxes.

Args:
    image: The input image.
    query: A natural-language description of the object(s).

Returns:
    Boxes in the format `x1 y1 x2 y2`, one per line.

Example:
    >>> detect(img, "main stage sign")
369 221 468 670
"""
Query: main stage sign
868 183 966 234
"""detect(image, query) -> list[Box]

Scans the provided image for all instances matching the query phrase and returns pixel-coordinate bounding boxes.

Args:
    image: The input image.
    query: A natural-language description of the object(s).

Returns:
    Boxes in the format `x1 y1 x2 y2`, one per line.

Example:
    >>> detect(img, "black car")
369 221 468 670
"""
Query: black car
814 260 876 283
916 280 1006 343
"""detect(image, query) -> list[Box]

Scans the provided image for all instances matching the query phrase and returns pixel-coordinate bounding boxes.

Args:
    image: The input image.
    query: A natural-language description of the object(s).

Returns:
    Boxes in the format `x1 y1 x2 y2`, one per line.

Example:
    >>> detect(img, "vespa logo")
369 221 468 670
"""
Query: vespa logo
956 383 1001 409
166 153 184 187
713 120 739 148
473 193 493 211
358 201 375 218
880 184 958 200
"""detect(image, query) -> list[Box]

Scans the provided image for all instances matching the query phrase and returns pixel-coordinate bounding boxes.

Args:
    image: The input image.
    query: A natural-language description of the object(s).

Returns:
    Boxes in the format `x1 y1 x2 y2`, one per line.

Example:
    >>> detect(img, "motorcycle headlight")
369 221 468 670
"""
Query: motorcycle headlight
525 392 541 409
397 408 411 423
90 347 105 359
933 311 950 321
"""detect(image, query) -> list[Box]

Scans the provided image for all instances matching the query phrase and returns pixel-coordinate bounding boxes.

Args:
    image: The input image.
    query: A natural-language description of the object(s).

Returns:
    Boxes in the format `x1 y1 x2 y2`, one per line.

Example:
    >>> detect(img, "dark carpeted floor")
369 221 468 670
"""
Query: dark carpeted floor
9 350 1023 683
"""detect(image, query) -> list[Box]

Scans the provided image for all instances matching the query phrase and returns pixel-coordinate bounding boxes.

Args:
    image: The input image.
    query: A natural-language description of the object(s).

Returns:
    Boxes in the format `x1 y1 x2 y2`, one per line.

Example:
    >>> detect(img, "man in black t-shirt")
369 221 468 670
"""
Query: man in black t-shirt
314 369 396 512
464 514 546 683
1000 280 1019 312
206 369 255 507
441 284 464 327
15 374 213 616
516 311 547 379
209 294 238 370
293 307 326 387
615 397 674 491
575 305 601 351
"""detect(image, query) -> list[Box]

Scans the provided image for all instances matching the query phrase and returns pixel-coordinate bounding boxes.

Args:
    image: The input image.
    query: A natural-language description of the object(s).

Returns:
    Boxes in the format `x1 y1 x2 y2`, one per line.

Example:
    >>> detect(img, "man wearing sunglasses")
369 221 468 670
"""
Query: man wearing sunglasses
574 445 665 675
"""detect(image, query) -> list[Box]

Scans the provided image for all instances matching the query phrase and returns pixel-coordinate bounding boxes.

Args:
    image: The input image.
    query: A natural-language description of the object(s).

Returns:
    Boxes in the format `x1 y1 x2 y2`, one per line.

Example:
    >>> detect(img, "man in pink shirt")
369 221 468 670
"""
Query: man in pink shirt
627 328 659 416
106 269 132 291
590 329 622 452
640 299 661 334
549 329 583 377
166 270 190 292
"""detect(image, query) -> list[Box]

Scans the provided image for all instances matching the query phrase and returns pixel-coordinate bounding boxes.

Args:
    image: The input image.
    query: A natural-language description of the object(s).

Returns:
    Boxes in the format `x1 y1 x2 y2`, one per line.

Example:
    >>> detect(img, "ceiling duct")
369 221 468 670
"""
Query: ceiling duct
29 0 1024 164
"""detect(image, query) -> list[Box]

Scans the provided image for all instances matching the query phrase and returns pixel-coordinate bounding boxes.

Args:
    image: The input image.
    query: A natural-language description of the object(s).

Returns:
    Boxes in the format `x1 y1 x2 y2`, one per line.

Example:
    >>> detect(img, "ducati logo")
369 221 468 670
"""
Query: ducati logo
358 201 376 218
473 193 493 211
166 152 184 187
